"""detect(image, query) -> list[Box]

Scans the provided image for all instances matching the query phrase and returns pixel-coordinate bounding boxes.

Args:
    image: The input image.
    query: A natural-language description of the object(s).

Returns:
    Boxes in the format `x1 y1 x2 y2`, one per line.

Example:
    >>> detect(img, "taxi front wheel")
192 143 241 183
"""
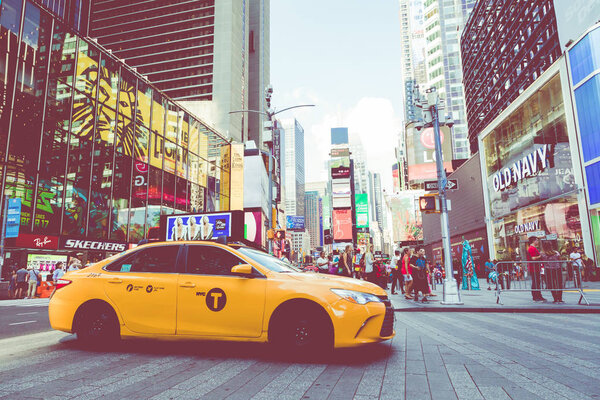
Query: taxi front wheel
74 302 120 345
269 302 333 354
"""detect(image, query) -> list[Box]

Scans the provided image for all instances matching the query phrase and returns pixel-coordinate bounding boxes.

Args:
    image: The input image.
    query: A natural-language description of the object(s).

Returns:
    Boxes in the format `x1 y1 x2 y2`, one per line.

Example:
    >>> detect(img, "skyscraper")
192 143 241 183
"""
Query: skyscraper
423 0 476 160
89 0 269 143
248 0 270 148
281 118 305 218
304 191 321 249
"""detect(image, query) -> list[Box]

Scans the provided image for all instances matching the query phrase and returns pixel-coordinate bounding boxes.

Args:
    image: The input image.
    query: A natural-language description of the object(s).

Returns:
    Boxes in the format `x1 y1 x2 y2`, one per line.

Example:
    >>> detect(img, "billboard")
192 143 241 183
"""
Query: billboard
392 163 400 193
332 196 351 208
322 194 331 229
230 143 244 210
355 193 369 228
332 181 351 197
406 125 454 181
165 212 232 241
333 209 353 240
331 127 349 145
357 232 370 246
331 148 349 158
388 191 424 242
244 211 264 248
286 215 305 231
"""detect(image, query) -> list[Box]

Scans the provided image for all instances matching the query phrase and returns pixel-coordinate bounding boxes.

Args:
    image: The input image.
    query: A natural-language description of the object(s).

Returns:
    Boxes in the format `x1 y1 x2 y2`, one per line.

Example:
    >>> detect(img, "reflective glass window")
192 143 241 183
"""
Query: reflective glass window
162 171 175 210
188 153 199 184
175 176 188 212
176 145 187 179
574 75 600 162
185 246 244 276
164 139 176 174
116 69 136 157
189 183 204 213
148 166 162 207
151 91 165 136
106 245 179 273
88 145 113 239
111 153 132 242
149 131 164 169
0 0 22 35
74 39 99 98
180 112 189 148
189 119 199 155
165 103 178 143
130 161 148 242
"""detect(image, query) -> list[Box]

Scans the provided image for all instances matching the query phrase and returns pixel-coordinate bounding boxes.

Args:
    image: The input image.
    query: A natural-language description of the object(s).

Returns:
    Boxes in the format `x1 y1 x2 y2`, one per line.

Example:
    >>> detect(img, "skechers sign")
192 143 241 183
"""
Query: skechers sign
492 145 549 192
61 238 127 252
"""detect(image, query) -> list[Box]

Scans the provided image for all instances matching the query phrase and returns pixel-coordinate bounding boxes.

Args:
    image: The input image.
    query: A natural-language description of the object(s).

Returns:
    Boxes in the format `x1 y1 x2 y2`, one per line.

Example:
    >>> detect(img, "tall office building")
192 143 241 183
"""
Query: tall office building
281 118 305 218
461 0 561 153
349 138 369 195
304 191 321 250
248 0 270 148
89 0 269 143
423 0 476 160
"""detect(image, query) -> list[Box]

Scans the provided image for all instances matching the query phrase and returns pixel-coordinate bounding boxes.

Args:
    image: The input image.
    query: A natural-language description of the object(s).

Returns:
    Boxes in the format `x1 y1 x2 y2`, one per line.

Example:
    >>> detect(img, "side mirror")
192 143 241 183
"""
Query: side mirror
231 264 254 276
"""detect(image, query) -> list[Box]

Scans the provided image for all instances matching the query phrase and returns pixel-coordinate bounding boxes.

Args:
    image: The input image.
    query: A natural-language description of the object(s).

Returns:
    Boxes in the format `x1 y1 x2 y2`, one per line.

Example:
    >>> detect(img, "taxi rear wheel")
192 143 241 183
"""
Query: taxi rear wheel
270 302 333 354
75 302 120 345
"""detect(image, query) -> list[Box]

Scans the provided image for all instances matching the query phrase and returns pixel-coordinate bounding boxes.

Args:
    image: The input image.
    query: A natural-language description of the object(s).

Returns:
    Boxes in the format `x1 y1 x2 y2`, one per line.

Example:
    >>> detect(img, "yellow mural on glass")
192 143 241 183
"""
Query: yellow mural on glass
188 153 199 184
164 140 176 174
176 146 187 179
150 131 163 169
198 157 208 188
152 98 165 136
166 105 178 142
198 127 208 160
189 120 199 155
180 114 189 149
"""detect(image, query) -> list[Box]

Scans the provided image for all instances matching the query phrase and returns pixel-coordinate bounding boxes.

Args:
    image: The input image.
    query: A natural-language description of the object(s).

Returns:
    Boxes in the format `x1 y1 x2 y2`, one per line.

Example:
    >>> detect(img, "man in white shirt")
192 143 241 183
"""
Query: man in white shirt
364 245 375 283
316 251 328 273
570 248 583 285
390 249 404 295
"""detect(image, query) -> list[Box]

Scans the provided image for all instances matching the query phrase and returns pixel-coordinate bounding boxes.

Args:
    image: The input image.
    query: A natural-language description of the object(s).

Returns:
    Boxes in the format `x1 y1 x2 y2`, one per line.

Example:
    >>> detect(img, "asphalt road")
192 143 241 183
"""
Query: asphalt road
1 311 599 399
0 299 51 340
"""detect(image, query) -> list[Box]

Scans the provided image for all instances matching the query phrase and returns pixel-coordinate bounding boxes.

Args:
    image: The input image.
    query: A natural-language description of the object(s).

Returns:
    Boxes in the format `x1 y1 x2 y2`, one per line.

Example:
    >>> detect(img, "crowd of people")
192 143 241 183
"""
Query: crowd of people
6 259 83 300
314 245 440 303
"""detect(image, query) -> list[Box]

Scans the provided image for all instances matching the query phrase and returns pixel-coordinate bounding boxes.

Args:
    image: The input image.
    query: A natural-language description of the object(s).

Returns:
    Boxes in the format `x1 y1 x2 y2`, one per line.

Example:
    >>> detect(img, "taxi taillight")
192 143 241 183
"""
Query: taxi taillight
54 279 72 290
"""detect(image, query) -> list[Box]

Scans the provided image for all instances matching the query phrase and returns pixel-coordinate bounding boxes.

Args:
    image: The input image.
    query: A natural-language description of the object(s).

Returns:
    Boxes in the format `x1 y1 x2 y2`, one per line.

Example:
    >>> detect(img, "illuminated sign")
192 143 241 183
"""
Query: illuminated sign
165 213 232 241
492 145 549 192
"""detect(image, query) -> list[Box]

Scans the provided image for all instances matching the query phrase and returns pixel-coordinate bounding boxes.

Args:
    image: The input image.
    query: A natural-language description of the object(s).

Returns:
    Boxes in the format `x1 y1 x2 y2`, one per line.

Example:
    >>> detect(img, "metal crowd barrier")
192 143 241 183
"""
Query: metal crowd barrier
493 260 589 305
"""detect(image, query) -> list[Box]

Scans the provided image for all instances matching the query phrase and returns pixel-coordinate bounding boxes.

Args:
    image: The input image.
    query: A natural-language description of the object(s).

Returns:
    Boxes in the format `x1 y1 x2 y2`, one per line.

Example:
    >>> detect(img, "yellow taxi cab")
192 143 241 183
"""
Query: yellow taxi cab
49 241 395 351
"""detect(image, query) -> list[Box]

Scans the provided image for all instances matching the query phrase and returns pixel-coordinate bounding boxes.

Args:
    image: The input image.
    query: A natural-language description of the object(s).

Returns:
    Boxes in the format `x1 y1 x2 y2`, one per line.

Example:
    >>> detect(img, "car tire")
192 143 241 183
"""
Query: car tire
75 303 120 346
270 305 333 355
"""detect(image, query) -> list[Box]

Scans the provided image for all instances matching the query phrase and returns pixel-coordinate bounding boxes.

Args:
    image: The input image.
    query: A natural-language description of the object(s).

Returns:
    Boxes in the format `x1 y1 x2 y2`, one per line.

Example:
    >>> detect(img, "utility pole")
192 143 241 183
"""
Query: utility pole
413 86 462 305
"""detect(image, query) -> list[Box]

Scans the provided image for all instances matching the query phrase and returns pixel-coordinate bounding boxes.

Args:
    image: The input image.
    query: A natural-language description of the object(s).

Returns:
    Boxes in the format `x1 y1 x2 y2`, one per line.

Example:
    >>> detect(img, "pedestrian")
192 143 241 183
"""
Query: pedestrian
401 248 413 299
390 249 404 295
570 247 583 286
410 247 429 302
316 251 328 273
527 237 547 302
353 248 363 279
545 250 564 303
338 246 353 277
485 259 495 289
68 259 81 272
15 265 29 299
364 245 376 283
8 267 17 299
53 262 66 282
328 254 338 275
26 266 39 299
582 254 596 281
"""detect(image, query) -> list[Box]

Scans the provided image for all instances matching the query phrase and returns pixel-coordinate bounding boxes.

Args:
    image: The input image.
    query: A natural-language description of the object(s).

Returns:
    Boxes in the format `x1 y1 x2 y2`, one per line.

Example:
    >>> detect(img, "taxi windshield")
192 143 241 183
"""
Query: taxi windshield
236 247 301 273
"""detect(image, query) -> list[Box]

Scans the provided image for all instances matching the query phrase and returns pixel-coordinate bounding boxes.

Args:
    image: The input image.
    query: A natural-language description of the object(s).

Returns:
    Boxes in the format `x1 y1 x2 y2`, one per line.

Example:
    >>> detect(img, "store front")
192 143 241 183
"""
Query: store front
427 228 489 277
479 66 592 260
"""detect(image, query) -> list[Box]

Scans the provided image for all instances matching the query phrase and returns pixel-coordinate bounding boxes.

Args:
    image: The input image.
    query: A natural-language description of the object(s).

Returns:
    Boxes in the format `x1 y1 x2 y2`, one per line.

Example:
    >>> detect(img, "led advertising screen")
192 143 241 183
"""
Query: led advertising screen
406 125 453 181
165 213 232 241
286 215 306 231
333 209 353 240
355 193 369 228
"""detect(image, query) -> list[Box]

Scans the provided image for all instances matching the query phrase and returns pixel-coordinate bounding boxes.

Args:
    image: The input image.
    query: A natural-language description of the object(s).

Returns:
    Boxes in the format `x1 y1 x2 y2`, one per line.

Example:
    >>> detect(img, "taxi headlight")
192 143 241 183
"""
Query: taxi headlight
331 289 382 305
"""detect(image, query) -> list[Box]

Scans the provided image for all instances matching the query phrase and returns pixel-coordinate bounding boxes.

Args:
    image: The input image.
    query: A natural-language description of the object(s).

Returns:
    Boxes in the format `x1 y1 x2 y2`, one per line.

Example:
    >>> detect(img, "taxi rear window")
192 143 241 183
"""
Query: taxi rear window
236 247 300 273
105 246 180 273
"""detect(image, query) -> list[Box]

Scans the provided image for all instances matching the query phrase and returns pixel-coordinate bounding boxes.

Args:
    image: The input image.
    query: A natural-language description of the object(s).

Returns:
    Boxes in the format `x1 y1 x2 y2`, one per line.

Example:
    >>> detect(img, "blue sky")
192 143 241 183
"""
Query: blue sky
271 0 404 189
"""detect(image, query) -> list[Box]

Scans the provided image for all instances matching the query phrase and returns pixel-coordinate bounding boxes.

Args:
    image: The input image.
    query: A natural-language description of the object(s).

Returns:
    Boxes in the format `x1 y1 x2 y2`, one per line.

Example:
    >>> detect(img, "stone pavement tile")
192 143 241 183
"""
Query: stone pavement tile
276 364 326 400
290 364 345 400
454 387 484 400
109 358 220 400
353 395 379 400
354 353 387 399
426 372 455 393
405 373 429 399
430 389 458 400
463 364 511 388
477 386 511 400
501 385 545 400
405 359 426 375
225 363 289 400
200 361 271 400
326 365 366 400
423 350 446 374
380 339 406 400
250 364 308 400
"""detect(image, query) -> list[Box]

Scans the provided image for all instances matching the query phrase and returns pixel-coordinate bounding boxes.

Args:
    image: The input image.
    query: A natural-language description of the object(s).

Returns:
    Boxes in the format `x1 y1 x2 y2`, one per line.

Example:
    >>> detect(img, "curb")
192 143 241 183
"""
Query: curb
394 307 600 314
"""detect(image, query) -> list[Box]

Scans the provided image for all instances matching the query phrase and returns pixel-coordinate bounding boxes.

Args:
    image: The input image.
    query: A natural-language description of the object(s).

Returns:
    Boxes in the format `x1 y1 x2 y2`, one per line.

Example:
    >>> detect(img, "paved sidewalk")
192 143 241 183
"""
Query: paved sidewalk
388 278 600 312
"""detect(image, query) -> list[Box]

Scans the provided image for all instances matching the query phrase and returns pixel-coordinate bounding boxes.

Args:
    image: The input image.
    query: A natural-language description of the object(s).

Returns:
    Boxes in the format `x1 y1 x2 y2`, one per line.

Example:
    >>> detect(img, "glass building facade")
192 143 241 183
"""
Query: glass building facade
569 23 600 262
0 0 231 252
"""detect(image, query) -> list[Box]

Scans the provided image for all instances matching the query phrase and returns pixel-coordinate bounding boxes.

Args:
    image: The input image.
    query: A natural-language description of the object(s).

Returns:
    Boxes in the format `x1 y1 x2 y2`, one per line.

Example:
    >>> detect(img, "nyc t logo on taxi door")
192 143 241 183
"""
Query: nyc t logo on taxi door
206 288 227 311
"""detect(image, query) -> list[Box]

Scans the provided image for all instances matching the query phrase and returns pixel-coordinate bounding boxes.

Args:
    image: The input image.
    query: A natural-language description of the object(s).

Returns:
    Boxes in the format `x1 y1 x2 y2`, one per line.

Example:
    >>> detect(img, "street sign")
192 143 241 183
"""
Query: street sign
424 179 458 191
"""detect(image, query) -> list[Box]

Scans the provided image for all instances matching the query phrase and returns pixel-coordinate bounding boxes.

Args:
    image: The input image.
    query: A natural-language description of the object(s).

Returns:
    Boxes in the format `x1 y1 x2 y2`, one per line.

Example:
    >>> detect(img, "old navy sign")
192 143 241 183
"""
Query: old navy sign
492 144 549 192
514 220 540 235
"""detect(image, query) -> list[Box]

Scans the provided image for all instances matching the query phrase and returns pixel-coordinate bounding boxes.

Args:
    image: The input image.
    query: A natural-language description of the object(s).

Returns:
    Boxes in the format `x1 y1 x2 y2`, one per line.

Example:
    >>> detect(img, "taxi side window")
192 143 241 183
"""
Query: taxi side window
106 246 180 273
187 246 244 276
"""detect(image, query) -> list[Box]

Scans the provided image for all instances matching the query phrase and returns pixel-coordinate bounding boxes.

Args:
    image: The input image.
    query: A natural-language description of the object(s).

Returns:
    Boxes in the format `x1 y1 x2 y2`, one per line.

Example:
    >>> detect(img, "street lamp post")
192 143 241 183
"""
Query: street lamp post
230 87 314 254
413 86 462 305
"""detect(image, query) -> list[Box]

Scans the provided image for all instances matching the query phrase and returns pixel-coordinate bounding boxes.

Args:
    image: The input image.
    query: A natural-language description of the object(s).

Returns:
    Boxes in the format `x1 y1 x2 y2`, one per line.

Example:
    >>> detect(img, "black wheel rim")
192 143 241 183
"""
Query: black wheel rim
293 319 313 347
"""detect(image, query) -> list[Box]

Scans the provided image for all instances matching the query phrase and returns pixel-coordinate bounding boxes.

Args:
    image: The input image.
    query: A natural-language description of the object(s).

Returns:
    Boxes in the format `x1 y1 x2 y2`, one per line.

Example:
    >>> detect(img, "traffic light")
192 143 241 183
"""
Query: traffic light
419 195 440 213
275 230 285 240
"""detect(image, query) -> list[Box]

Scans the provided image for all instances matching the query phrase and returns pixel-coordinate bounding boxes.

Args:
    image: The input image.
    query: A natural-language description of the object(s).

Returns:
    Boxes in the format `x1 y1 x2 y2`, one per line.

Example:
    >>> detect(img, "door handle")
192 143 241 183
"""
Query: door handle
107 278 123 284
179 282 196 288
